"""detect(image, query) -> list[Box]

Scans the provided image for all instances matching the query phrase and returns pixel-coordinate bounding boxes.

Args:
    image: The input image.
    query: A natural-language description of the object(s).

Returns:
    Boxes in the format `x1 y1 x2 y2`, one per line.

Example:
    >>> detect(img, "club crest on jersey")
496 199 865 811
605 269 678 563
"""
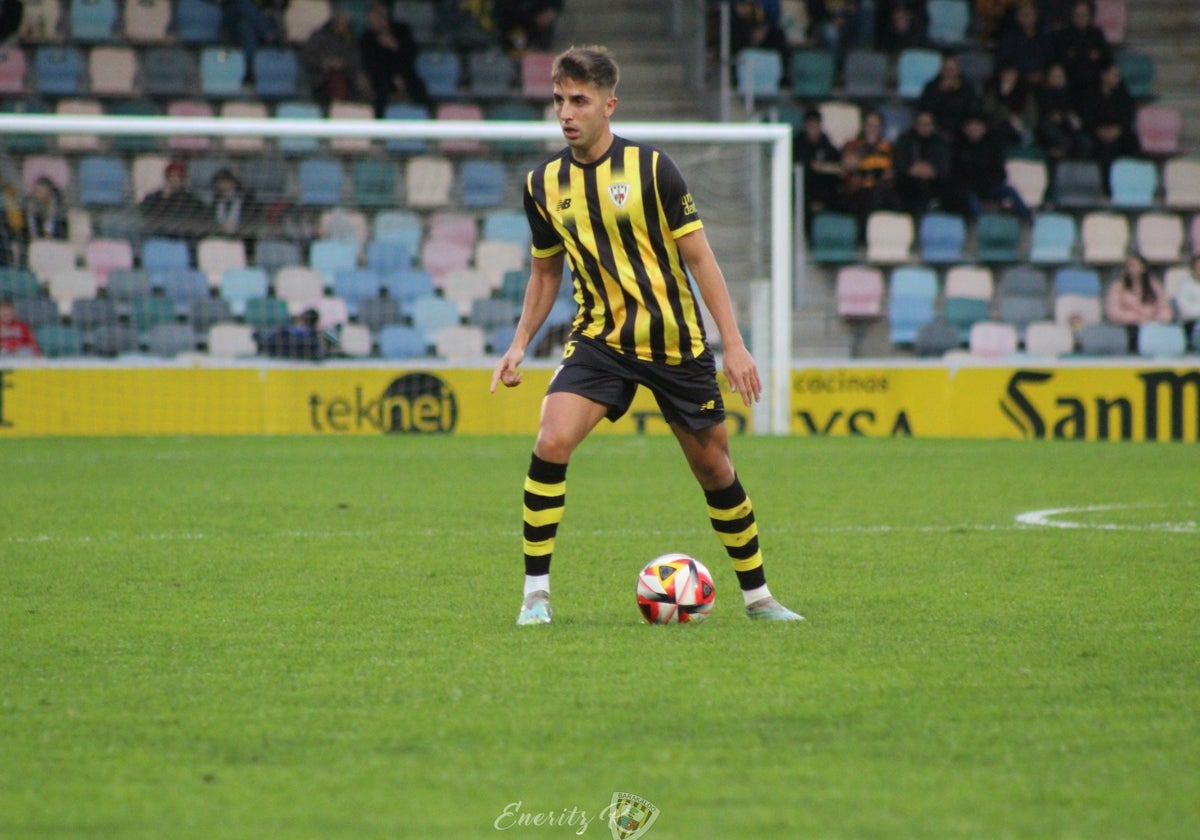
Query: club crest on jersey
608 182 631 208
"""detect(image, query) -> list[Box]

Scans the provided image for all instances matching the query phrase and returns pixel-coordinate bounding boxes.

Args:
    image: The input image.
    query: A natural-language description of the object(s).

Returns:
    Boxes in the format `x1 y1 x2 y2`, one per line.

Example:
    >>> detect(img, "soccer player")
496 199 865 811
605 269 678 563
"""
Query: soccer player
489 45 802 625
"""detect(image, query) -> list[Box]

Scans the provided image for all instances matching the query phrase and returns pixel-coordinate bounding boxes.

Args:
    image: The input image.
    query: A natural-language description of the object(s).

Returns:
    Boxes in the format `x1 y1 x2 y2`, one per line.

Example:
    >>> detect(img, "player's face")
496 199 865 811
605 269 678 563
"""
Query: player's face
553 78 617 163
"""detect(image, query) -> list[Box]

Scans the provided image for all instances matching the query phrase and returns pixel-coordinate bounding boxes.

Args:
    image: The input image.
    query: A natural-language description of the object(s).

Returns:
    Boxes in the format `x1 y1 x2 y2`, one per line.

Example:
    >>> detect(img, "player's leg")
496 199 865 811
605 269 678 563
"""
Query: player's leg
671 421 803 622
518 392 608 625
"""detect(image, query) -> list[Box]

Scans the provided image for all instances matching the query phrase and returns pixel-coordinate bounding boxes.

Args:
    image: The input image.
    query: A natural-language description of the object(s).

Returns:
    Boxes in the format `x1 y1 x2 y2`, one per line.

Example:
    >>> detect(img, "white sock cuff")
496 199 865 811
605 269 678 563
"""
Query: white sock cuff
741 584 771 607
524 575 550 597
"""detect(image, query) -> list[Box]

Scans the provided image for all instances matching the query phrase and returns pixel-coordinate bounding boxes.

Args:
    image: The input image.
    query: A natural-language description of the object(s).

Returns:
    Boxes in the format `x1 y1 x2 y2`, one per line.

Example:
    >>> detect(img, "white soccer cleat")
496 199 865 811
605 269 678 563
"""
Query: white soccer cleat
745 596 804 622
516 590 553 625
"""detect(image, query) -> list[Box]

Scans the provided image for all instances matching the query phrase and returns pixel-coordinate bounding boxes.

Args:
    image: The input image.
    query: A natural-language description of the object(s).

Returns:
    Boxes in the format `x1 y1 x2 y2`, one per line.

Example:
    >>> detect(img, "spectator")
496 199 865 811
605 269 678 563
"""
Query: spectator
893 108 951 215
300 4 373 110
221 0 285 88
495 0 564 54
257 307 330 360
948 111 1031 220
994 0 1053 86
1172 255 1200 351
917 53 980 137
837 109 896 220
1104 254 1172 352
974 0 1021 43
1078 61 1139 194
19 175 68 245
876 0 928 53
806 0 875 71
0 298 39 357
1035 61 1090 162
1051 0 1111 95
139 160 208 238
794 107 844 230
360 0 430 117
209 168 262 238
979 63 1038 148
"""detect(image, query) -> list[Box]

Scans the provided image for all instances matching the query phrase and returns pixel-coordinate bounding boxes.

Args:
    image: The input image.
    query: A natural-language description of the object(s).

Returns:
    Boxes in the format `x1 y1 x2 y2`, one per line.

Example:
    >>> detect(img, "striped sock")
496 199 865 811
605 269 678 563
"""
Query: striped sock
705 476 768 593
523 453 567 579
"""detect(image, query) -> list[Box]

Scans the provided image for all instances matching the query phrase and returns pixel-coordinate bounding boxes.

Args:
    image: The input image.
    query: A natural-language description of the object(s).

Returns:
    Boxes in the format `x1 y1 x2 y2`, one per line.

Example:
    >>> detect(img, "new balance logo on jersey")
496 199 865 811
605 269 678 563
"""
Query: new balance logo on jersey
555 197 572 211
608 182 630 208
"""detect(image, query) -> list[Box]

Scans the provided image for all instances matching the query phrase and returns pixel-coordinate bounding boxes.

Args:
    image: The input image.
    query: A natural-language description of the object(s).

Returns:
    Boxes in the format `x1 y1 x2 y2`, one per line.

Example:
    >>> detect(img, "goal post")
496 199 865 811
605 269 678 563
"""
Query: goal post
0 114 793 434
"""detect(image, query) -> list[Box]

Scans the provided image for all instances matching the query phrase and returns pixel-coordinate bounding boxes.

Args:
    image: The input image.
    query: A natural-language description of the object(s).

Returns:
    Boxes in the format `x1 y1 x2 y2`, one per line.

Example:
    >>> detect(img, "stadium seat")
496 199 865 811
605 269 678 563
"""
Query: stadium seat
89 323 140 356
1029 212 1077 264
0 268 41 300
123 0 171 42
364 239 411 275
338 322 373 357
357 295 404 333
218 101 268 153
84 237 134 285
470 297 518 331
877 102 911 143
944 296 991 343
896 48 940 99
520 50 554 100
297 158 345 206
16 296 63 332
384 268 435 308
482 210 531 249
913 320 962 356
956 49 994 89
919 212 967 264
254 48 301 99
166 100 214 151
415 47 463 100
1117 51 1154 100
998 265 1048 300
69 0 118 40
1 100 52 153
1094 0 1127 45
308 239 358 285
34 46 85 96
22 154 71 193
329 101 375 153
926 0 970 46
0 46 27 93
1162 158 1200 208
996 266 1049 335
275 266 327 314
810 212 859 263
835 265 884 319
818 100 861 149
200 47 247 98
434 324 486 360
70 296 118 336
206 323 257 357
459 159 507 208
88 46 138 95
405 156 454 208
865 211 914 263
154 268 210 316
373 210 424 252
474 240 524 278
945 265 993 301
393 0 436 44
36 324 84 357
1051 159 1105 208
1137 322 1187 358
841 49 888 99
382 103 431 154
219 266 269 316
410 294 461 345
420 240 473 281
1054 293 1103 333
187 296 233 335
332 269 381 317
428 211 478 247
887 266 938 344
105 268 151 314
55 99 104 152
1075 322 1126 355
20 0 63 41
1136 105 1183 157
242 296 290 331
736 47 784 107
440 268 496 317
1108 157 1158 208
147 322 198 356
275 101 322 153
197 237 247 287
1053 266 1102 299
283 0 329 43
1080 212 1130 264
975 212 1022 263
1134 212 1185 264
141 47 198 97
968 321 1019 359
436 102 487 155
467 46 517 99
176 0 224 43
1005 159 1048 210
788 48 835 100
130 293 176 335
1022 321 1075 357
377 324 429 359
77 155 128 206
308 294 349 330
141 237 191 271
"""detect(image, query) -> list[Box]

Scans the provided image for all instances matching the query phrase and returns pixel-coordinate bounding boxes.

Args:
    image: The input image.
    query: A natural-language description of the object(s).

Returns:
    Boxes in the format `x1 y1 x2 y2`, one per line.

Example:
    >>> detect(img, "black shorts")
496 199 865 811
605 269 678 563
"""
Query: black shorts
546 336 726 430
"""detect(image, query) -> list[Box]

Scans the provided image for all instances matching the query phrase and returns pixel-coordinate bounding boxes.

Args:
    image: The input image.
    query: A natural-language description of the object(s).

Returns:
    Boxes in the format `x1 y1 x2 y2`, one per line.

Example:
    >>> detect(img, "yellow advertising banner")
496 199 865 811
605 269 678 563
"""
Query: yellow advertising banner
0 366 752 438
791 364 1200 442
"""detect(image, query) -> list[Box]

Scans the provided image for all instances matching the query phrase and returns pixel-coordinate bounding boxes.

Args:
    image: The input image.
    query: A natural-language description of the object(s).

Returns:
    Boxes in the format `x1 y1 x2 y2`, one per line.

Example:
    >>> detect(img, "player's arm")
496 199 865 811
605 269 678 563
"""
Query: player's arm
490 250 566 392
676 229 761 407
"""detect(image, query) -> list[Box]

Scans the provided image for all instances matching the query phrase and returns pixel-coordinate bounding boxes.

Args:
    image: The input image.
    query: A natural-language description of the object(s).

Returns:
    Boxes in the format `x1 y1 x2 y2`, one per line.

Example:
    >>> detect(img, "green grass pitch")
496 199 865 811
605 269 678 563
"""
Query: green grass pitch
2 435 1198 838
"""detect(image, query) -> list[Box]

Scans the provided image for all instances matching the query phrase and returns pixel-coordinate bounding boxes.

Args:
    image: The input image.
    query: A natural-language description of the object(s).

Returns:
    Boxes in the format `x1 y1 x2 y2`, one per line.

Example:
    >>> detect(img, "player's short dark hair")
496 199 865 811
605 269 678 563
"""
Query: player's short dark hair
552 46 620 91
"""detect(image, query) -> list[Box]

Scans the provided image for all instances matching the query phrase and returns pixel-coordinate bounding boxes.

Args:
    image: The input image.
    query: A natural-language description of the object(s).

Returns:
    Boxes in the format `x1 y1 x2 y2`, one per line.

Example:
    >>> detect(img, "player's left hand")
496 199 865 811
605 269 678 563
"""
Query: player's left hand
721 344 761 406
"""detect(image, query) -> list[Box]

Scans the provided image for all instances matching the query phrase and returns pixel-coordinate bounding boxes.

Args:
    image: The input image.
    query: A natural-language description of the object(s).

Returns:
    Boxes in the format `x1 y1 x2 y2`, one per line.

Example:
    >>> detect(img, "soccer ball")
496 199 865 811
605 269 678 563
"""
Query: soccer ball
636 554 715 624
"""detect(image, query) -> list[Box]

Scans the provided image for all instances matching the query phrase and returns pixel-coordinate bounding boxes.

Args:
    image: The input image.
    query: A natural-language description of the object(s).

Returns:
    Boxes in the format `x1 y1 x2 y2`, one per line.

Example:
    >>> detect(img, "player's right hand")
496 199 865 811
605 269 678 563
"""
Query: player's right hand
490 348 525 392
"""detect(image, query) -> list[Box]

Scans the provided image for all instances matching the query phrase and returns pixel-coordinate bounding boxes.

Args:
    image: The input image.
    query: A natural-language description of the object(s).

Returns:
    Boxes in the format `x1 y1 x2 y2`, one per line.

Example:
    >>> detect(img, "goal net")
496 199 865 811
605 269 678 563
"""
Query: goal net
0 112 792 433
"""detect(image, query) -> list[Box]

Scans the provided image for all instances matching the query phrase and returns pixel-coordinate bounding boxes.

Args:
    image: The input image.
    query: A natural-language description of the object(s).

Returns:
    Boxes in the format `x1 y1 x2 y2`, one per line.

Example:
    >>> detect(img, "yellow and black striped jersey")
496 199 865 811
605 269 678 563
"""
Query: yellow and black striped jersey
524 135 710 364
